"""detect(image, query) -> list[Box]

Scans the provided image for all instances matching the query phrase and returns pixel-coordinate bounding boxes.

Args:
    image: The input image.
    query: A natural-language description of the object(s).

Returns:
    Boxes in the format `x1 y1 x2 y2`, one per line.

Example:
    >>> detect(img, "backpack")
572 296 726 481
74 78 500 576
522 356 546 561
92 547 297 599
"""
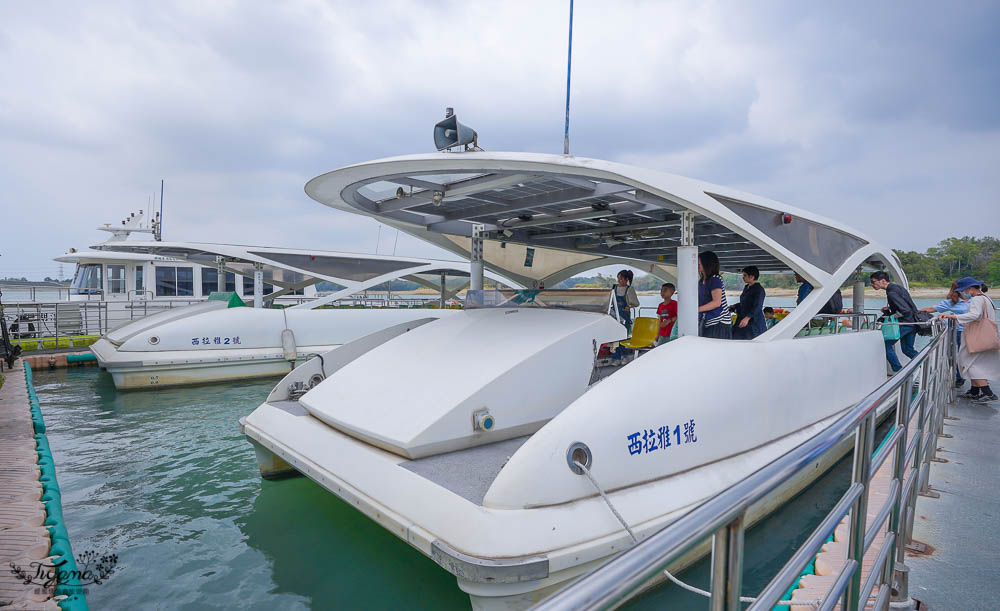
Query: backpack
819 291 843 315
914 310 934 336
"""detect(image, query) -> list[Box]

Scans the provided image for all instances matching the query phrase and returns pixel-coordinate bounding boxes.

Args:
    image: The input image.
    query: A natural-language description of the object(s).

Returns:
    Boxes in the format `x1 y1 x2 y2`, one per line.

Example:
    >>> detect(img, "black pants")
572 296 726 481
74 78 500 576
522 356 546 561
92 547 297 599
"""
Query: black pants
701 322 733 339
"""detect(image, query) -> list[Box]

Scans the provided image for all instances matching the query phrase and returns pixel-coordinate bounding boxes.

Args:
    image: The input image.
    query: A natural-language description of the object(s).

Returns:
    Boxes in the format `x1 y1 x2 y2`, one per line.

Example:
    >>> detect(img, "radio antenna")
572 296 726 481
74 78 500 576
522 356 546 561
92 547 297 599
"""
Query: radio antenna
563 0 574 155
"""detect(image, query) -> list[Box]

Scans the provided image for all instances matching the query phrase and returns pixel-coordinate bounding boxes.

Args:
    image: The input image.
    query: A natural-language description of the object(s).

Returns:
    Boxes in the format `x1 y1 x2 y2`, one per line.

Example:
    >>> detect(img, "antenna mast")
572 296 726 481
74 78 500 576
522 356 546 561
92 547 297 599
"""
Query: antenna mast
563 0 574 155
157 179 164 241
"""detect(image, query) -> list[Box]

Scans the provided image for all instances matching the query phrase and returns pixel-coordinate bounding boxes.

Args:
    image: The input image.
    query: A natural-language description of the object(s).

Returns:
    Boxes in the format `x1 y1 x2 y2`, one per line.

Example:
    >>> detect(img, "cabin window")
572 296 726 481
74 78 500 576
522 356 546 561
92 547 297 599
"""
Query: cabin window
177 267 194 296
135 267 144 293
155 266 195 297
70 264 102 295
201 269 236 295
107 264 126 295
242 275 274 296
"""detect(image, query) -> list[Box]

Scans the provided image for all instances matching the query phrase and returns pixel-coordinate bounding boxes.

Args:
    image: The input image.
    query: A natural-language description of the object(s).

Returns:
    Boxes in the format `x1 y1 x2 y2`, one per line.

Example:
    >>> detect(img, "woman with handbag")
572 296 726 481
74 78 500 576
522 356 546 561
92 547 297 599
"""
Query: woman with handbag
939 277 1000 404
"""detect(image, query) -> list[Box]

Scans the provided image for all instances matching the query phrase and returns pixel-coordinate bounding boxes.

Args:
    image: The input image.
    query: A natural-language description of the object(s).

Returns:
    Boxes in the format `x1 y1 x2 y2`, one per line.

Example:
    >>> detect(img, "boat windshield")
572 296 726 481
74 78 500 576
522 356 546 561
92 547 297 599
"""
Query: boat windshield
70 263 103 295
465 289 613 314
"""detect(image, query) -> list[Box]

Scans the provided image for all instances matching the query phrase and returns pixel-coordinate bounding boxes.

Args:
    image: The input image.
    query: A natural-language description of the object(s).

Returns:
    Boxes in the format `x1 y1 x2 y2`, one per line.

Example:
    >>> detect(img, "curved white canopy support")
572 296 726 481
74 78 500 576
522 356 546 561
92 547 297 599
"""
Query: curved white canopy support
93 241 521 307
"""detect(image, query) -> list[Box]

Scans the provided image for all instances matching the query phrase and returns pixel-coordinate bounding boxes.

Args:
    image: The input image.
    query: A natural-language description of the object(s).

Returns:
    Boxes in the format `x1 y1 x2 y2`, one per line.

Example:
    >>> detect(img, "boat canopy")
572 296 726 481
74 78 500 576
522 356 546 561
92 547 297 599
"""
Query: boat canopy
93 241 519 309
304 152 902 290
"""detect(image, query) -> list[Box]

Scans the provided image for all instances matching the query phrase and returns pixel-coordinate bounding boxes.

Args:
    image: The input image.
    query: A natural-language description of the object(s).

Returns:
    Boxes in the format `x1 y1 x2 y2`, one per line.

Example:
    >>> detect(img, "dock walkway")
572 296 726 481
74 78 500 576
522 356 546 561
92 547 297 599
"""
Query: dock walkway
0 359 59 609
790 384 999 609
905 388 1000 610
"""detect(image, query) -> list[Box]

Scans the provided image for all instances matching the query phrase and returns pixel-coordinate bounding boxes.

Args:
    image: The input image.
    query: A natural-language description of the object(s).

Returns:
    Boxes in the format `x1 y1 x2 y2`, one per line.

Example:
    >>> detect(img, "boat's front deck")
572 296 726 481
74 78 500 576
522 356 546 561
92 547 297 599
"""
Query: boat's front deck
400 436 530 505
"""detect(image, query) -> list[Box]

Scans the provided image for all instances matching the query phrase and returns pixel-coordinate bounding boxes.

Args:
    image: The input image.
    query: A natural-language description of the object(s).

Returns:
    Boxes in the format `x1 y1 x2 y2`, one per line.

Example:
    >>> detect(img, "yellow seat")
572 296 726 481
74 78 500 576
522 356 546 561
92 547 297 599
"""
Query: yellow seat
620 316 659 350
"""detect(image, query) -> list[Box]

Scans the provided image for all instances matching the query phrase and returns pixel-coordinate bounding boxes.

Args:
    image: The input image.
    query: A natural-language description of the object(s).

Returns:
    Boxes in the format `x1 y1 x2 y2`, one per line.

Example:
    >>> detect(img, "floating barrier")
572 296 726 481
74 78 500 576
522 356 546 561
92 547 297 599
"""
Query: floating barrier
24 362 89 611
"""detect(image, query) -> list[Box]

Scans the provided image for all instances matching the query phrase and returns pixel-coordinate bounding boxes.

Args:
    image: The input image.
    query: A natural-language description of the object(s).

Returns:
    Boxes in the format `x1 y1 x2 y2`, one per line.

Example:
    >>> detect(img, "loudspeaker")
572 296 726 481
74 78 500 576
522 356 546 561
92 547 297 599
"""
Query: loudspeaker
433 114 477 150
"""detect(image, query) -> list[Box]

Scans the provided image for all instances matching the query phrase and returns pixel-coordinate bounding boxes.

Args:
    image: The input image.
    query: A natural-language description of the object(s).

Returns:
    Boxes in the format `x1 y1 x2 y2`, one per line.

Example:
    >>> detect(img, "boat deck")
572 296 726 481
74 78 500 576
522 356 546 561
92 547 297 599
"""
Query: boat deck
0 359 59 609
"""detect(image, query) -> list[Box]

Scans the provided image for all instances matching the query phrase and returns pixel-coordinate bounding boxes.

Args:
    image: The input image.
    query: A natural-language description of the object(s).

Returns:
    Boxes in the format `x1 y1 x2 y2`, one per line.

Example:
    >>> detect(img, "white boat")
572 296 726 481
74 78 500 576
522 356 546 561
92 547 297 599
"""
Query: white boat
2 209 324 351
53 209 318 308
241 151 902 608
89 240 517 389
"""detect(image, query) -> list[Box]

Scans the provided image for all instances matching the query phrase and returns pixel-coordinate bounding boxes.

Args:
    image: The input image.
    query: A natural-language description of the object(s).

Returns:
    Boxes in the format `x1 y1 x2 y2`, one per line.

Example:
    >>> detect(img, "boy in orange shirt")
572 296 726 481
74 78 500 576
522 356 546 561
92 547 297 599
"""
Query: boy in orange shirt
656 283 677 345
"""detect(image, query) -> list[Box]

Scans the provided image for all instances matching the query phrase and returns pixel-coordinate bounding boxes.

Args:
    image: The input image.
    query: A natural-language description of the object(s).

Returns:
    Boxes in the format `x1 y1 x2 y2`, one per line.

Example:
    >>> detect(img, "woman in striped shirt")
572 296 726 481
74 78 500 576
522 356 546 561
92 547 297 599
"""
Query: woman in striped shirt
697 251 732 339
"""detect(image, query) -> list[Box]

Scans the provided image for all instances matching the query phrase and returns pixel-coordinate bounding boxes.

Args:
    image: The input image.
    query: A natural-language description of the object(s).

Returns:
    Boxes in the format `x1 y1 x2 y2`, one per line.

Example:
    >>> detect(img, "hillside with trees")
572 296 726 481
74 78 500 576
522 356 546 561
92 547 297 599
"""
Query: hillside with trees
554 235 1000 291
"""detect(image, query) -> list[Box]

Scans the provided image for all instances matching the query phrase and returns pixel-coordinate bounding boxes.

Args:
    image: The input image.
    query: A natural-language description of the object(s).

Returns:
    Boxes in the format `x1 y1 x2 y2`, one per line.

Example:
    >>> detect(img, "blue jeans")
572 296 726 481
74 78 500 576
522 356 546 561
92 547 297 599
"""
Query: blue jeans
885 325 917 372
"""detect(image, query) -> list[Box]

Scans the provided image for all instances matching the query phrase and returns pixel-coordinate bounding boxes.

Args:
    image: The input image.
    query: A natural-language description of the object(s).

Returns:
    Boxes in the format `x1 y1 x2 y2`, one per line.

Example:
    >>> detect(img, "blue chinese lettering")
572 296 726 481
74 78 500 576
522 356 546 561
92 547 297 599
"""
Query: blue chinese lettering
642 428 657 453
213 336 221 345
191 338 198 346
684 419 697 443
658 425 671 448
201 337 210 345
627 432 642 456
232 336 241 344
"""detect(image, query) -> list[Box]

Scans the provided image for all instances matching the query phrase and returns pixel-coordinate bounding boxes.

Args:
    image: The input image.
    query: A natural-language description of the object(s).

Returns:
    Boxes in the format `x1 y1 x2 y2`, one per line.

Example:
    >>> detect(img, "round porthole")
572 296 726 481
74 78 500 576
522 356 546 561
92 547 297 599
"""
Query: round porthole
148 336 160 345
567 442 592 475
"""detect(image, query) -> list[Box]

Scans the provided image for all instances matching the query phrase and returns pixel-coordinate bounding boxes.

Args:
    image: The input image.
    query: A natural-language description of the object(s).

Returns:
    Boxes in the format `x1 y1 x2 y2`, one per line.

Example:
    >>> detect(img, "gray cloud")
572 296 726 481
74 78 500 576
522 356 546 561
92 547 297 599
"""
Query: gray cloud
1 0 997 281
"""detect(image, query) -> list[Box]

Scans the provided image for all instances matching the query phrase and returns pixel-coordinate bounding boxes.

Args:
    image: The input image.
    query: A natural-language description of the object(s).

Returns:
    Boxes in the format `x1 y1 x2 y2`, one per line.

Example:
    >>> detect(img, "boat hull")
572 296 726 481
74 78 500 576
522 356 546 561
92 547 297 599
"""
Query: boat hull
91 306 454 389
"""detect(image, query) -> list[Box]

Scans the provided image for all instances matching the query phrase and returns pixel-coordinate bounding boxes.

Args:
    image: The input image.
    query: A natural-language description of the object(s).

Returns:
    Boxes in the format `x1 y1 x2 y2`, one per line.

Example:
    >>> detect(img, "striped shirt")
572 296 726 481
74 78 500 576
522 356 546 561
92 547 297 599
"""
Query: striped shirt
699 274 730 327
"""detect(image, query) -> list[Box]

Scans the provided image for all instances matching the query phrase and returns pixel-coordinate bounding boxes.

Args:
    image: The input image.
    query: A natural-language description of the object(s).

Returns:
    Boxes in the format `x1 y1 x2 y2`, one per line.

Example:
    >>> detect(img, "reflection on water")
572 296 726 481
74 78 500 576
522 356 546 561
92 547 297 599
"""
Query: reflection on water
33 366 888 610
34 367 466 610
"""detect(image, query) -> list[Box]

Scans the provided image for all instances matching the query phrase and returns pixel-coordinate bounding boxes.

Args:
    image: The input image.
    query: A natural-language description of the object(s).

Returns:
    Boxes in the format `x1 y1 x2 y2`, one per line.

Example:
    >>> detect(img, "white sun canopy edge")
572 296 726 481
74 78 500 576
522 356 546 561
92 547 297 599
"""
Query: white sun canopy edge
93 240 521 309
303 151 905 339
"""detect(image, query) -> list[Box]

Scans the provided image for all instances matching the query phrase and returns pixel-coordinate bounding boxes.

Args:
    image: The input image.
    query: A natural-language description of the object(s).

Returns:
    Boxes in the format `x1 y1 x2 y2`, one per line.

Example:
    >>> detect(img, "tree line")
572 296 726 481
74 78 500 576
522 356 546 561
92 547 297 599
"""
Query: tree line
555 235 1000 291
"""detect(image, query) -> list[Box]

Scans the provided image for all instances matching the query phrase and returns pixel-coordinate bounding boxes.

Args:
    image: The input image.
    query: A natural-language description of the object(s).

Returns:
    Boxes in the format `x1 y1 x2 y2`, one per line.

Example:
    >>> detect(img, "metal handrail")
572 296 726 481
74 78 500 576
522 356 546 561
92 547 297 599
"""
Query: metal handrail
535 318 955 610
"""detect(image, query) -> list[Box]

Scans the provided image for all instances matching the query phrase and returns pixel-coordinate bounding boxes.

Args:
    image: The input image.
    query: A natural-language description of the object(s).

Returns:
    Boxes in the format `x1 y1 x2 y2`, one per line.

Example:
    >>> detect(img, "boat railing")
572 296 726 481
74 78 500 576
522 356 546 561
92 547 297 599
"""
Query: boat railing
535 318 957 610
0 299 199 348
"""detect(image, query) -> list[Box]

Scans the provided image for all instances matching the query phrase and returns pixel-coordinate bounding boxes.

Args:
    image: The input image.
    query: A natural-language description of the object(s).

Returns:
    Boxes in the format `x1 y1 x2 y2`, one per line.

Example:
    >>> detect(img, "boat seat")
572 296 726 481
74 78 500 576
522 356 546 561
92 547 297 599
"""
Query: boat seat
620 316 659 351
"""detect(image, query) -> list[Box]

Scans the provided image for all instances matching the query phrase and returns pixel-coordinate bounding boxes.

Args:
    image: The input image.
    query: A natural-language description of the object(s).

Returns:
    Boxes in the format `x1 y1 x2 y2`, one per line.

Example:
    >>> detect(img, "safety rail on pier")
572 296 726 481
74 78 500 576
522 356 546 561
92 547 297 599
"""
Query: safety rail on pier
535 318 956 610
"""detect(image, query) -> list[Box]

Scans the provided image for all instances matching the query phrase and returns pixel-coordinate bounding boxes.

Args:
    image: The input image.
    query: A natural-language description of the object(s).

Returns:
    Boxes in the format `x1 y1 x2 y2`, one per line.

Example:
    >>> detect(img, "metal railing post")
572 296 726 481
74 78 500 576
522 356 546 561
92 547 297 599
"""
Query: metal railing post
710 513 744 611
886 372 913 597
844 410 875 611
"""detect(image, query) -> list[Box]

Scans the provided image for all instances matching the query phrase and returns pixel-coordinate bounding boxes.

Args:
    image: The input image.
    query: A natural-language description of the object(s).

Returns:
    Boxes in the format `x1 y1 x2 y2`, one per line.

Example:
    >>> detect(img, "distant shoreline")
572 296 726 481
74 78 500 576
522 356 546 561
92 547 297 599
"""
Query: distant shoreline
638 286 952 298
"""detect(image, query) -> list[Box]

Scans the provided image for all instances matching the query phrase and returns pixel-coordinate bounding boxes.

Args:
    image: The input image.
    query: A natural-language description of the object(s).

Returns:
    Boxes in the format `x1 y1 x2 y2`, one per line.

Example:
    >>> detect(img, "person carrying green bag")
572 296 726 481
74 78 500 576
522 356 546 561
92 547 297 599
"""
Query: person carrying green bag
870 271 919 372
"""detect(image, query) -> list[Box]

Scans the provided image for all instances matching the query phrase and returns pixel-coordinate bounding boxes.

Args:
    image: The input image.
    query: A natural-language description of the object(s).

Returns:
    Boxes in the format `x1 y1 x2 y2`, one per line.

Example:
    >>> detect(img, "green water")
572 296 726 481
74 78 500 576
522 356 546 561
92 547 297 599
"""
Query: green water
33 367 867 609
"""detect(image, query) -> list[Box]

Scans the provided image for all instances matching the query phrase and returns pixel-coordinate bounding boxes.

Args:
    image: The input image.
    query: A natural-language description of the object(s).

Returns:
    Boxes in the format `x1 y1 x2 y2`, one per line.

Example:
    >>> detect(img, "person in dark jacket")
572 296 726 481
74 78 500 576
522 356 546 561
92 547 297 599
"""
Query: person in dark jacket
732 265 766 339
870 271 919 372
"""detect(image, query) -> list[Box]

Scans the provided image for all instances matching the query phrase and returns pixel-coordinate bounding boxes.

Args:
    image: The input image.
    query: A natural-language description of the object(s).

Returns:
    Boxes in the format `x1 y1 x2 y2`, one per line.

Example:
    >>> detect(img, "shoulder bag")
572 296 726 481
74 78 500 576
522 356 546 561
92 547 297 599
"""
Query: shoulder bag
964 296 1000 354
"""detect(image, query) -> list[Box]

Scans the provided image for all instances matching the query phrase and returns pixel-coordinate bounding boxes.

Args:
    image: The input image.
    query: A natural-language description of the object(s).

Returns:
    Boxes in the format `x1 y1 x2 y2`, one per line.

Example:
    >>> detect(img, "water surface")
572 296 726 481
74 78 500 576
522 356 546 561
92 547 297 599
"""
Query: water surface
34 355 884 609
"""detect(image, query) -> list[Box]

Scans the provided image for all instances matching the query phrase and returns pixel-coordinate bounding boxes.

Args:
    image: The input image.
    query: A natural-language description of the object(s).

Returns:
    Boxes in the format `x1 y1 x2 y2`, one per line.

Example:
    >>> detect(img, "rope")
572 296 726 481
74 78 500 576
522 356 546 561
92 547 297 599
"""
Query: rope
574 461 833 607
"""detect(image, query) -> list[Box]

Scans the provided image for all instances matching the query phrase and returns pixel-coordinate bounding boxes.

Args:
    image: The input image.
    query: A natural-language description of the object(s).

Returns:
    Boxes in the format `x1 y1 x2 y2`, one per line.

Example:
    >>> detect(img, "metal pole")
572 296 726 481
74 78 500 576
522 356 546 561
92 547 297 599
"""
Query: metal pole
709 514 744 611
440 271 446 309
216 257 225 293
253 263 264 309
853 269 865 330
844 410 875 611
470 223 485 292
563 0 574 155
676 211 698 337
887 373 913 594
158 179 164 241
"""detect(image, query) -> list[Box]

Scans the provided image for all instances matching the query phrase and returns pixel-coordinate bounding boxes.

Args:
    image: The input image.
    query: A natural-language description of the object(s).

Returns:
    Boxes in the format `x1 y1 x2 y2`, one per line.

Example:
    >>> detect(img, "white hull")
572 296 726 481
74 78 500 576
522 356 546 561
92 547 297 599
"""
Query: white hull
243 310 888 608
92 305 454 389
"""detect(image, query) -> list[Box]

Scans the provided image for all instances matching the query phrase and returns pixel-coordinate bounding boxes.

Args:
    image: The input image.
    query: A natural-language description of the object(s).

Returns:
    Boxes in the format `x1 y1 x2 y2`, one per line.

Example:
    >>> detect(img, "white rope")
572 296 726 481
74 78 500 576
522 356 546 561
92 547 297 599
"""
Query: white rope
575 461 833 607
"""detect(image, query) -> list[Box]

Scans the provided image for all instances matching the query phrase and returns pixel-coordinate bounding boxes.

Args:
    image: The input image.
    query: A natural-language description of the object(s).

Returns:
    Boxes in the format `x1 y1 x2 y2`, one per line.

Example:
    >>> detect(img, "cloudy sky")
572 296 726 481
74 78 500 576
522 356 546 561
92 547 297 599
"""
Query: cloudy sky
1 1 997 280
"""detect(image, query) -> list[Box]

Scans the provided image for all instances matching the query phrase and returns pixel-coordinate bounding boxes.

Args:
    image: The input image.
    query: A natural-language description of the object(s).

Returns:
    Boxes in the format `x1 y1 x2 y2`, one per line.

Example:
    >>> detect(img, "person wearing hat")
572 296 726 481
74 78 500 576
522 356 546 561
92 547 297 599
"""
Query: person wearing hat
938 277 1000 404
